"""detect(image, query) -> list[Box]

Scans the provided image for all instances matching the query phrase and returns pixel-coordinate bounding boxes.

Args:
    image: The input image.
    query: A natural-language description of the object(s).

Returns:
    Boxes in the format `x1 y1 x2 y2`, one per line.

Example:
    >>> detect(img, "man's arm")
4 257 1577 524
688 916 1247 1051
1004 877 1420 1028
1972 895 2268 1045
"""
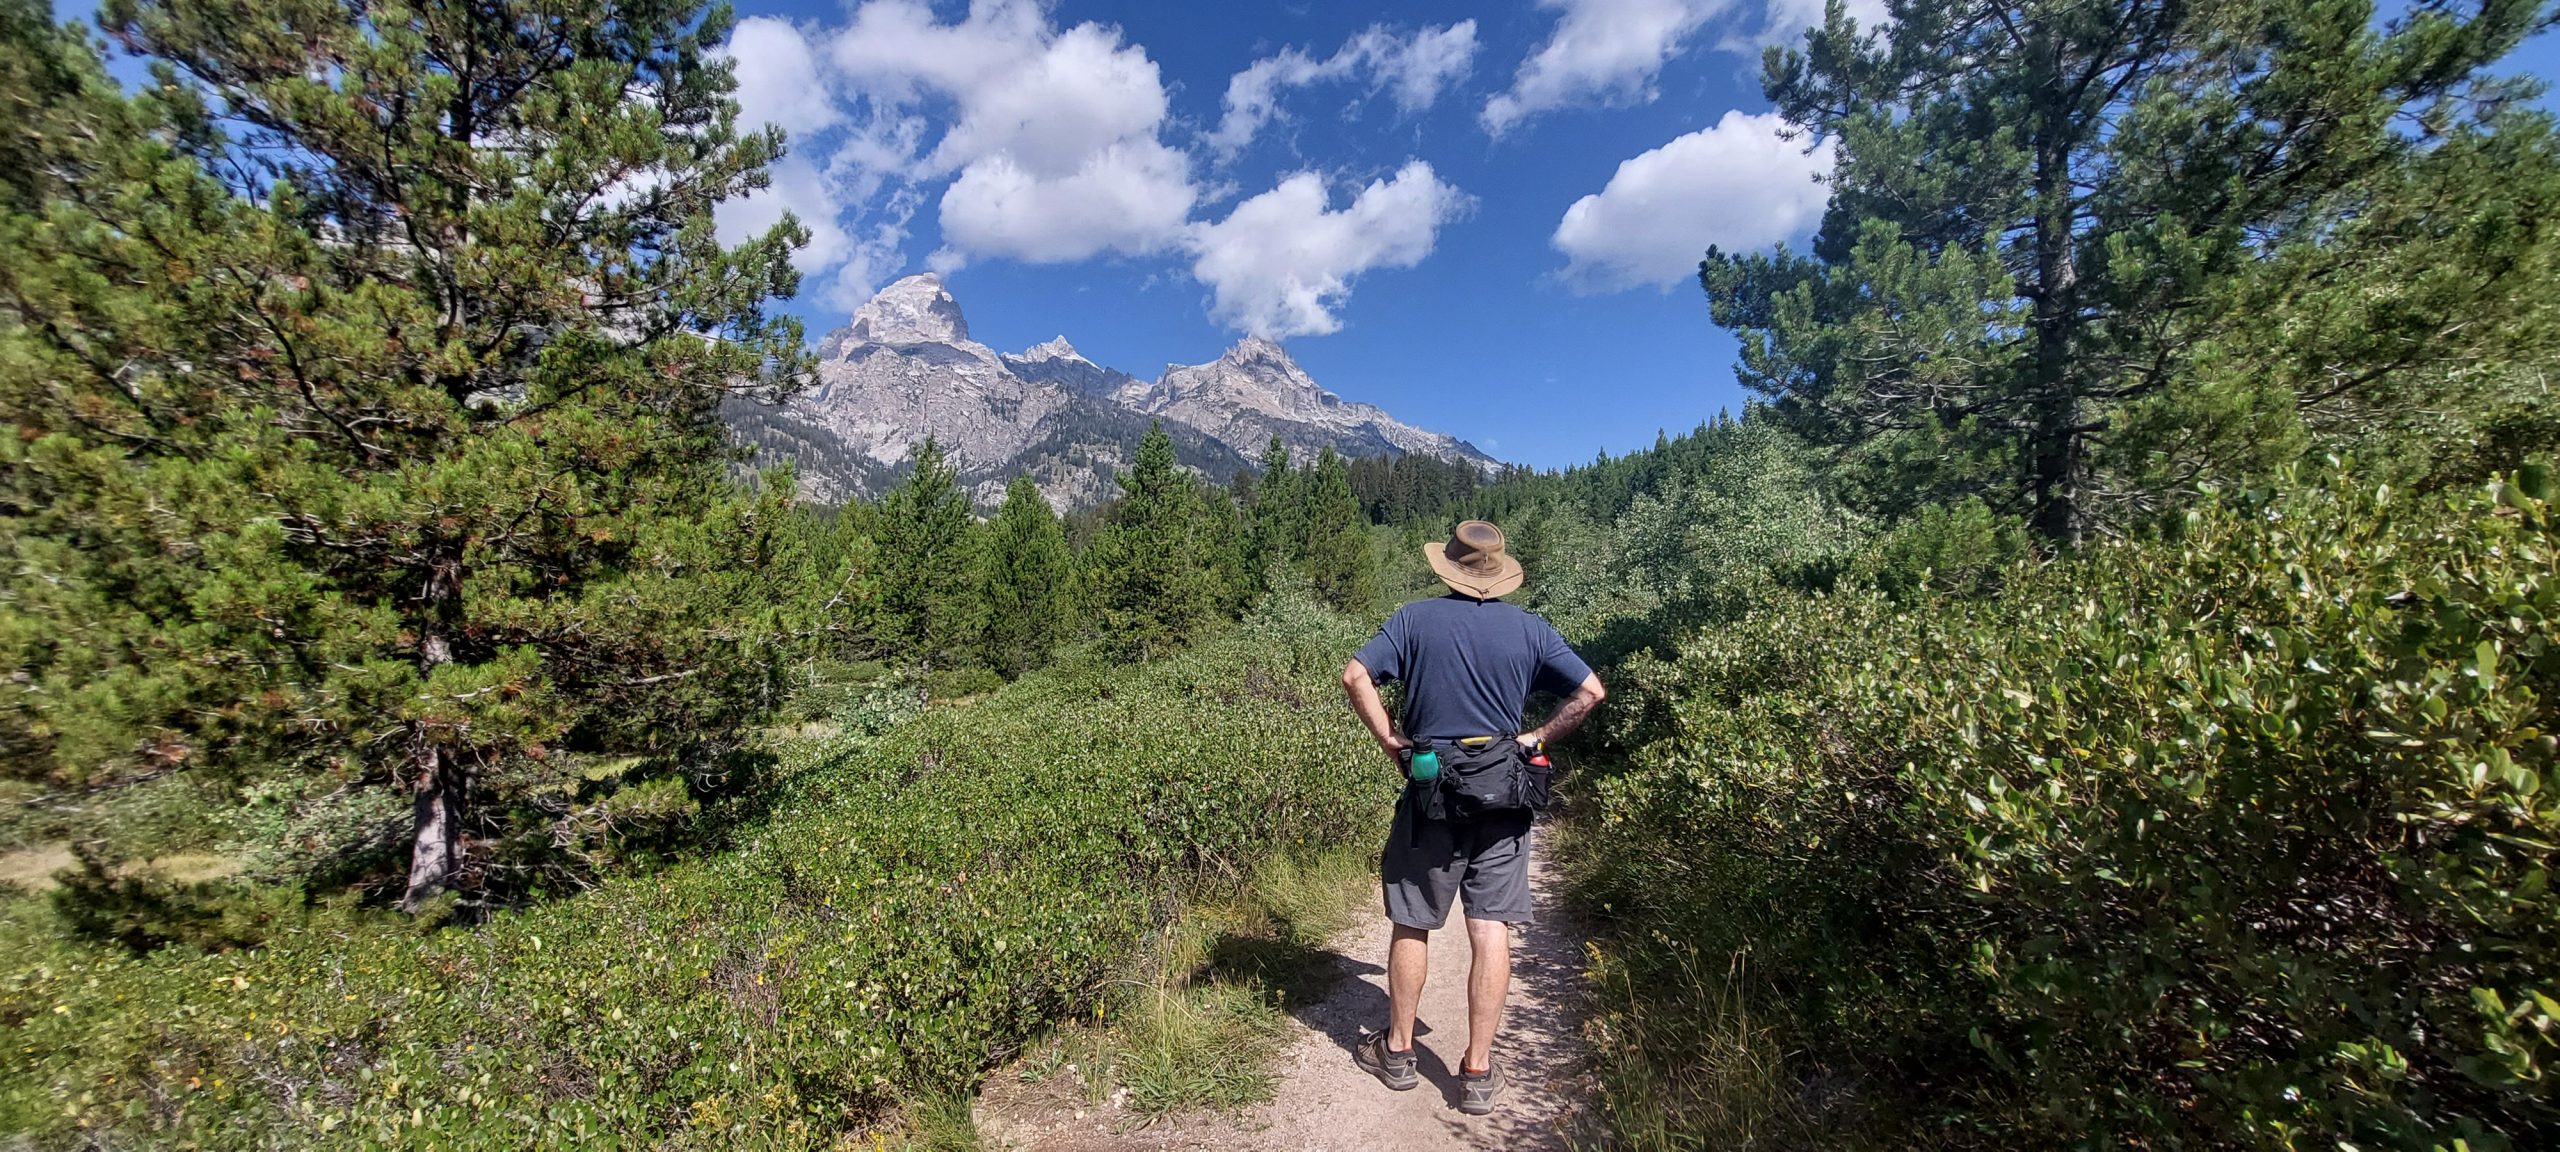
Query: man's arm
1341 659 1411 766
1522 672 1606 748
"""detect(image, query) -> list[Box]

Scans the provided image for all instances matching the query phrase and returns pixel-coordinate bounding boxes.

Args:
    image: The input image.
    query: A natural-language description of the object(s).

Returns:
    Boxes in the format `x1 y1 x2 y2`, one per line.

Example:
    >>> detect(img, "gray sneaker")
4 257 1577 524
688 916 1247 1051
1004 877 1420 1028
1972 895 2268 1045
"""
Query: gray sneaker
1353 1030 1419 1091
1456 1059 1506 1115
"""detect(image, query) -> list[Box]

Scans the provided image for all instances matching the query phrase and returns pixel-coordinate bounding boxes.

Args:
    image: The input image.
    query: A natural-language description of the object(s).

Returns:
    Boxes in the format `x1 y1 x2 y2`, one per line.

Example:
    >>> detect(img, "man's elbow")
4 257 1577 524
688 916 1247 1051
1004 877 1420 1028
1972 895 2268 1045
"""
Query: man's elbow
1583 674 1608 703
1341 660 1370 691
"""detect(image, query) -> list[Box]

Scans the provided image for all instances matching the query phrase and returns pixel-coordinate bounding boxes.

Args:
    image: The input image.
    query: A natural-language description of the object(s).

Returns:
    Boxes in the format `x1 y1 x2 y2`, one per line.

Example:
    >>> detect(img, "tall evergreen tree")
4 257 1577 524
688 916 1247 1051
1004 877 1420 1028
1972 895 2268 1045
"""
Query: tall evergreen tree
1085 424 1224 660
875 440 980 666
1249 435 1305 578
1300 448 1377 613
1704 0 2559 540
975 475 1070 678
2 0 809 909
1202 481 1257 611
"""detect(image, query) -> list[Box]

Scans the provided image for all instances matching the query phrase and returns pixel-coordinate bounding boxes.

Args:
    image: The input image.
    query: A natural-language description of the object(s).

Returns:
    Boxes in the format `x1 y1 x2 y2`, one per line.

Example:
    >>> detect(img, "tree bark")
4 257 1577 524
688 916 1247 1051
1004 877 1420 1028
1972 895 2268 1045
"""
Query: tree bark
401 567 461 913
399 726 459 912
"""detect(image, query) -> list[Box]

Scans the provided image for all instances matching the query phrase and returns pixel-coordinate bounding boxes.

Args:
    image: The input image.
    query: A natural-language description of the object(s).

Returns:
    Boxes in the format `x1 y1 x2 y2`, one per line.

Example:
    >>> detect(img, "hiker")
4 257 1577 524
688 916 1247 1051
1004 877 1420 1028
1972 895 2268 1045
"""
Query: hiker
1339 519 1606 1115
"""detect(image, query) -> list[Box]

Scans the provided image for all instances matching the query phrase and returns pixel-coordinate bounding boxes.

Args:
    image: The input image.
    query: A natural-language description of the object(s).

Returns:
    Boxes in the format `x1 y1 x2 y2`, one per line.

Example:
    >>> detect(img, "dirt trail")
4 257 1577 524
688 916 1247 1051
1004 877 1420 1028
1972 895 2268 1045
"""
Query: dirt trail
977 841 1594 1151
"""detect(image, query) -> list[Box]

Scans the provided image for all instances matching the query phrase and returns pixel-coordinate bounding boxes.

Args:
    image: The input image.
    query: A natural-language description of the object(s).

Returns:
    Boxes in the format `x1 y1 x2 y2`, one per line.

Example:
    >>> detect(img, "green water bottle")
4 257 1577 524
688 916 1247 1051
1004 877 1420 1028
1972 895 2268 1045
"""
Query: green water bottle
1407 747 1440 783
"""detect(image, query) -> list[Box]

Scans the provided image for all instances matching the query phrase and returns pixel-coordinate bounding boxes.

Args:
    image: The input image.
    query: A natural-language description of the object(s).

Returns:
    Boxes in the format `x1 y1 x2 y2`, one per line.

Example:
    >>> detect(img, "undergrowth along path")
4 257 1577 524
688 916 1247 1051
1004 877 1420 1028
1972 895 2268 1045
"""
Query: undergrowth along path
979 839 1594 1150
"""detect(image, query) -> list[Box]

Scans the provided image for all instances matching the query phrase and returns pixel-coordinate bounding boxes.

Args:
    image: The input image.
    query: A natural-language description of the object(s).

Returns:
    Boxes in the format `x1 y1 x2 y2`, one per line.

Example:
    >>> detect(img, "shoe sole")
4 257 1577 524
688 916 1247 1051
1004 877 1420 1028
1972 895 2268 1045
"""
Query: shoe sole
1354 1054 1419 1091
1363 1065 1419 1091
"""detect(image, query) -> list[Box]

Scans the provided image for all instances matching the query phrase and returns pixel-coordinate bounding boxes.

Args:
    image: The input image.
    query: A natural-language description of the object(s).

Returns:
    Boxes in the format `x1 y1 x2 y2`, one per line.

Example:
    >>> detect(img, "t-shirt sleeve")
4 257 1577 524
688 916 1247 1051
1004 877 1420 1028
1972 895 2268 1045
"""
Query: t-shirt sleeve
1530 617 1594 696
1351 609 1407 683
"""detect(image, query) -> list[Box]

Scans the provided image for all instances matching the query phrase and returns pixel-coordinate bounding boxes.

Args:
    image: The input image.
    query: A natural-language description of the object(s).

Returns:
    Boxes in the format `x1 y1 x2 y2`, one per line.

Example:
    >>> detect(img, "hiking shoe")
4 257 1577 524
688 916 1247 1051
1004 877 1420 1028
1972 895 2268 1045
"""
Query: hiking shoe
1353 1030 1419 1091
1456 1059 1507 1115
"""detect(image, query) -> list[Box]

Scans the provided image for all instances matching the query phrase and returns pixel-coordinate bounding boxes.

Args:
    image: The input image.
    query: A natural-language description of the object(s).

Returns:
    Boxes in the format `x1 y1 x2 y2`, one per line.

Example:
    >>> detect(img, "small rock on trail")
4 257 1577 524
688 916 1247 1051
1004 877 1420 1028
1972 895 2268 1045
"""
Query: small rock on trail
977 841 1593 1150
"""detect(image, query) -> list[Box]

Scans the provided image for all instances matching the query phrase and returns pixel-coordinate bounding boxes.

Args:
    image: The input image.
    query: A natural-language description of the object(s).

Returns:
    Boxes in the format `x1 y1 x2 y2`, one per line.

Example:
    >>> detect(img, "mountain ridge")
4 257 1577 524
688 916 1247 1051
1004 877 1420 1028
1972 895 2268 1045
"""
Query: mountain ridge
728 274 1497 510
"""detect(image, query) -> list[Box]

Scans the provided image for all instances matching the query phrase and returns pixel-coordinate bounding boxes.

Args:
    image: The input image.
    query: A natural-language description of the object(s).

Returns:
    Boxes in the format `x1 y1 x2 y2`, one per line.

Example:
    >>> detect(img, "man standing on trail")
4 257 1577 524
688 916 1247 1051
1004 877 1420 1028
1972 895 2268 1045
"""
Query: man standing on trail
1339 520 1606 1115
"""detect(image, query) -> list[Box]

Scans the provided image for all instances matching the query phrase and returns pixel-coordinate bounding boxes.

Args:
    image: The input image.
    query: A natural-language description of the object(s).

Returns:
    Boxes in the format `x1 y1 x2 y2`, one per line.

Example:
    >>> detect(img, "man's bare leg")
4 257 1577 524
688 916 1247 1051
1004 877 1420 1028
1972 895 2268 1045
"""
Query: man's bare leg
1387 924 1430 1051
1463 916 1512 1073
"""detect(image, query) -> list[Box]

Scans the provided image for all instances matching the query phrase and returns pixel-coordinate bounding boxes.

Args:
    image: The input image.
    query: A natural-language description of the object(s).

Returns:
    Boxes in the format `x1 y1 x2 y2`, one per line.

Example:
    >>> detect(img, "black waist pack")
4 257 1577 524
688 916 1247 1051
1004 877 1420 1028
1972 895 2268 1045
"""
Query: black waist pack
1426 738 1554 820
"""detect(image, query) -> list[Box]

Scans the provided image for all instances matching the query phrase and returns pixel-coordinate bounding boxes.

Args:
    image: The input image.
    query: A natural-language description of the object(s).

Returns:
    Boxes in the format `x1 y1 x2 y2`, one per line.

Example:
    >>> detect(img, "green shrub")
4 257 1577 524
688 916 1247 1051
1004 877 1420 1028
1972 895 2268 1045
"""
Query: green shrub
0 595 1387 1148
1576 460 2560 1149
217 777 412 889
924 665 1008 701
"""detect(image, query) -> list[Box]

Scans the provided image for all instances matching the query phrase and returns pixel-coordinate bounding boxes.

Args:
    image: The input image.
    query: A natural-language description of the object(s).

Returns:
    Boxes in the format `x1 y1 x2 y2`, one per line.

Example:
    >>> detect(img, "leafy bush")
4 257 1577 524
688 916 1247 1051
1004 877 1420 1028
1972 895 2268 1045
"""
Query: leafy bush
925 666 1008 702
0 595 1387 1148
1576 461 2560 1148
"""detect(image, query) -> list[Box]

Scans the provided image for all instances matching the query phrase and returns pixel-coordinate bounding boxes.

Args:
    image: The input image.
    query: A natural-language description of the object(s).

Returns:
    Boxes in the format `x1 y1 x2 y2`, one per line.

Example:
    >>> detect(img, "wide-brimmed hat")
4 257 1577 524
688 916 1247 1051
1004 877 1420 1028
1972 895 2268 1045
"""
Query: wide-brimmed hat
1425 520 1525 600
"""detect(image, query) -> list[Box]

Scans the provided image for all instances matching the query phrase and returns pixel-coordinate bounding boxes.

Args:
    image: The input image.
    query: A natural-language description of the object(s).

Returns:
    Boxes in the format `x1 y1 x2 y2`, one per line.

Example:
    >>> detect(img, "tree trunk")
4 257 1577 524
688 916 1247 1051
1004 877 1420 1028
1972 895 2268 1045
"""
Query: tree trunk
2026 33 2085 546
400 729 459 912
401 572 461 913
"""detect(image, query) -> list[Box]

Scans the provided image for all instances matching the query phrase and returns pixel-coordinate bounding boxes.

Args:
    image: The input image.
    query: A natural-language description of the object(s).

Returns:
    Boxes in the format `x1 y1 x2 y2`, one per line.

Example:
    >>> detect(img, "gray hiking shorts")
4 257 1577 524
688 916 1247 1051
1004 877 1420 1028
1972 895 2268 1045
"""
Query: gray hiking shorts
1382 796 1534 930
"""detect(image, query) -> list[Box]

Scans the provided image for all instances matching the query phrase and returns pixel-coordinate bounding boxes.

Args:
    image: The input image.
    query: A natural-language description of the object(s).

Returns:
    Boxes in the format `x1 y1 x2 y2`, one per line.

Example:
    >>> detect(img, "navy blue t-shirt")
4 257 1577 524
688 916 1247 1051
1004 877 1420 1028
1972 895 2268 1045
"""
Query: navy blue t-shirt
1353 595 1594 742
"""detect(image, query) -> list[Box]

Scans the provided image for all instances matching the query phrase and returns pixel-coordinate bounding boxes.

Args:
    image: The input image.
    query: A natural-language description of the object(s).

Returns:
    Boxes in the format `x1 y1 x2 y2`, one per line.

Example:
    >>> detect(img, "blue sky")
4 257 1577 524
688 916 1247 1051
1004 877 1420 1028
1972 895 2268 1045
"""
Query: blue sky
61 0 2560 470
706 0 1872 468
701 0 2560 470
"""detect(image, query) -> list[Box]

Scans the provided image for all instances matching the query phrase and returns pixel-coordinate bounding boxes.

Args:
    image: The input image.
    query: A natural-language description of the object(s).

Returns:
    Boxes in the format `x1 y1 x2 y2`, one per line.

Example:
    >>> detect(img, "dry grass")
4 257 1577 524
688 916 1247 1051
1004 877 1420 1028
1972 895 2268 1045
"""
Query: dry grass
1002 844 1375 1127
0 841 75 892
0 844 245 894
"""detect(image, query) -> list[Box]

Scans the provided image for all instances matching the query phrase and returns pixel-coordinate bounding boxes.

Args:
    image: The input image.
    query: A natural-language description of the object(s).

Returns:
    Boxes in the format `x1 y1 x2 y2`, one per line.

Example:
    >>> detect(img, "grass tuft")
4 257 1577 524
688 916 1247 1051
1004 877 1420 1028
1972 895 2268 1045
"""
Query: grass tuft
1575 943 1865 1151
887 1093 981 1152
1046 842 1375 1124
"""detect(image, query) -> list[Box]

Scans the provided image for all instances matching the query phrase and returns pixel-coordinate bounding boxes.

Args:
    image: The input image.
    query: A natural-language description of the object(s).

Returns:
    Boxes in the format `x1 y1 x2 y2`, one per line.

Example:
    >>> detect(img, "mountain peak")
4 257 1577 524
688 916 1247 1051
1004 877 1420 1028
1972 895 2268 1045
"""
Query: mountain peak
848 273 969 346
1016 336 1089 365
1225 335 1291 365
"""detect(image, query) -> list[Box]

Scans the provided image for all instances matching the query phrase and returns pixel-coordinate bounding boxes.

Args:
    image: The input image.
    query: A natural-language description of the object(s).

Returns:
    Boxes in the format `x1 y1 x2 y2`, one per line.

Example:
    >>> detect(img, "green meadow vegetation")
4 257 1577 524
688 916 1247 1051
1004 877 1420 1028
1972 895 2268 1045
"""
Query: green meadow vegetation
1 596 1387 1146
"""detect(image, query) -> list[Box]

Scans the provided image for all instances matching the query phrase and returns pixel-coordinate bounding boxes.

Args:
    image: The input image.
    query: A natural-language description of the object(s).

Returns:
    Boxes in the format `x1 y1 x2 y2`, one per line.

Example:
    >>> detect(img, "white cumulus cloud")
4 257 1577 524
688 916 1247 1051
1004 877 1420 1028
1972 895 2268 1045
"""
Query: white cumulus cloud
1552 110 1833 292
720 17 841 141
1483 0 1730 137
713 3 1469 335
939 140 1198 263
1191 161 1469 338
1209 22 1480 158
821 0 1196 263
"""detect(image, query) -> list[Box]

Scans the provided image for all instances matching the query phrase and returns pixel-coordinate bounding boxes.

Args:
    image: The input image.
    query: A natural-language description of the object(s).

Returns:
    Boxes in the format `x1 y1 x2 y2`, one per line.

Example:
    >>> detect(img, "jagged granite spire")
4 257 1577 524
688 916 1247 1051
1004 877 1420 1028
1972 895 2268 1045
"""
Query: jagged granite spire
847 273 969 346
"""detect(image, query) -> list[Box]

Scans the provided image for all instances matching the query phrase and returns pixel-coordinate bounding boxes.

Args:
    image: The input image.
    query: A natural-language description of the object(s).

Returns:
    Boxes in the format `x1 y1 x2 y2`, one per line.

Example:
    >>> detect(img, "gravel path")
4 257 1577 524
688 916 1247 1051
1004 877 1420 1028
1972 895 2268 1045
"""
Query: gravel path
977 838 1594 1151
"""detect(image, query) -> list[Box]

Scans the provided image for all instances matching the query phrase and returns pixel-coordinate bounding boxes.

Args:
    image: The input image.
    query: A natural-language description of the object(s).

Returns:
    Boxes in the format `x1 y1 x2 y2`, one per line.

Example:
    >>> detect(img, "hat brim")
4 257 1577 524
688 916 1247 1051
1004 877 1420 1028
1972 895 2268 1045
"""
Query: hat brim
1424 542 1524 600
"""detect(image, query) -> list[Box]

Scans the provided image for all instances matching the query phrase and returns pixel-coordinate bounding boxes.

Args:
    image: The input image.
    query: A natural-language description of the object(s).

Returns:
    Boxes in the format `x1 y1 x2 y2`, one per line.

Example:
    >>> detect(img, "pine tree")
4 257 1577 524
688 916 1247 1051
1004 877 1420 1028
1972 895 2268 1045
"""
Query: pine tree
3 0 810 910
875 441 980 667
1299 448 1377 613
1703 0 2558 540
1248 435 1306 578
975 475 1070 678
1202 482 1257 610
1085 424 1224 660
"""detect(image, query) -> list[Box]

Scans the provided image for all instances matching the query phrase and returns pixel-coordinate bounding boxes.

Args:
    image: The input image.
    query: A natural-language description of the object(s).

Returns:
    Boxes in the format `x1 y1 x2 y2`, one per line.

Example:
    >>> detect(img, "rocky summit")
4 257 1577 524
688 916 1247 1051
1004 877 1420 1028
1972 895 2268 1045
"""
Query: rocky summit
727 274 1498 510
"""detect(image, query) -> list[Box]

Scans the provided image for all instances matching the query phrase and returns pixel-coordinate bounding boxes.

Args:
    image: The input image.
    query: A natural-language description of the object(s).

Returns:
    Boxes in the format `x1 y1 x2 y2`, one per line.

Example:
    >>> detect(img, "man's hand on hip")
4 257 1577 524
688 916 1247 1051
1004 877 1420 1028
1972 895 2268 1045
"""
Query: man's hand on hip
1379 733 1414 765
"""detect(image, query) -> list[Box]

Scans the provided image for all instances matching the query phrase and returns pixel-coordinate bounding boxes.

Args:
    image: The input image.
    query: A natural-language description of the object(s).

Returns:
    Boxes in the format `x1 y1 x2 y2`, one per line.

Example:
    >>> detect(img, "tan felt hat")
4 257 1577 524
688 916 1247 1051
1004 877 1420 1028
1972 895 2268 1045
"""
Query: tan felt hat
1425 520 1525 600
